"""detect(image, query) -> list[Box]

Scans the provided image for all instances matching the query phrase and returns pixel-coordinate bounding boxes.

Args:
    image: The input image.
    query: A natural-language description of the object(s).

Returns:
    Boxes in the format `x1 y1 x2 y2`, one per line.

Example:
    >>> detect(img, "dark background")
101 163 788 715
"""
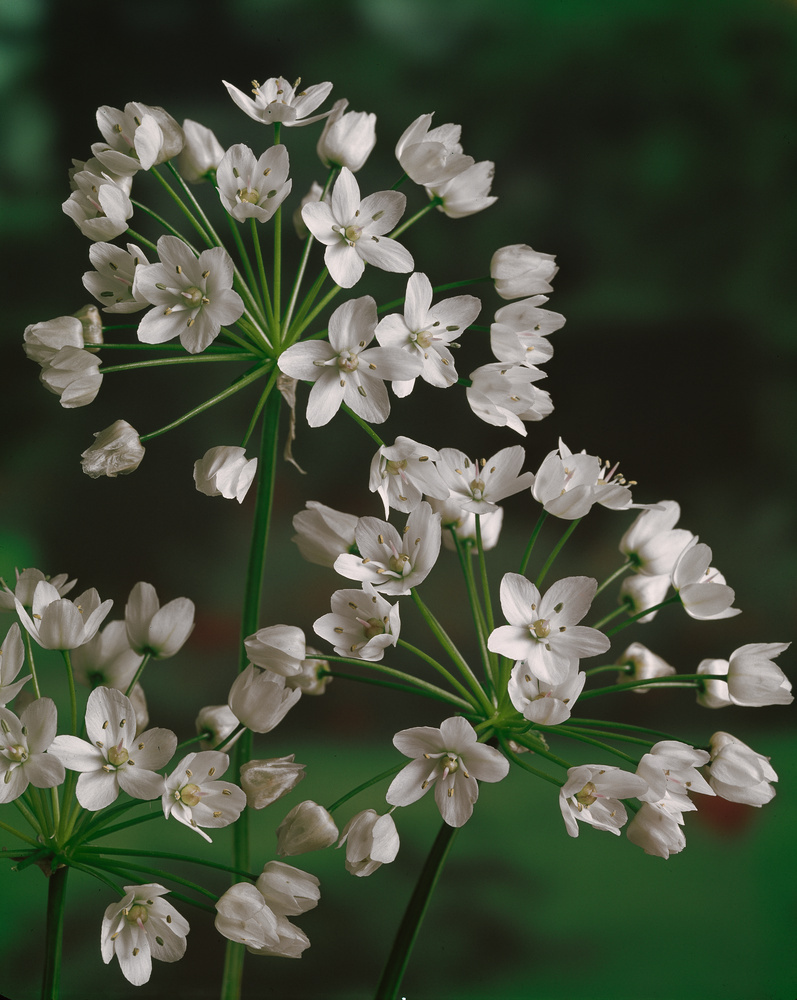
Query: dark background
1 0 795 997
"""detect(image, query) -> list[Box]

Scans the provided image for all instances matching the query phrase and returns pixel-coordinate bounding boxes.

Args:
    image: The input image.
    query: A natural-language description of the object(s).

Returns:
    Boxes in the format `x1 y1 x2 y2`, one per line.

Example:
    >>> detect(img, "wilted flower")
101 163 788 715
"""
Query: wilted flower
240 755 306 809
276 800 339 856
81 420 145 478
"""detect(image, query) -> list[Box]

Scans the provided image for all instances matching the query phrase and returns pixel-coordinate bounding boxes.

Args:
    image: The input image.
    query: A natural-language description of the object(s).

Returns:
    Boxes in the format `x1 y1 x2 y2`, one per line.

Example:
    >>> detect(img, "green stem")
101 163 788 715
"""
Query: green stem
61 650 77 735
124 652 151 699
558 724 655 748
291 283 343 342
388 197 441 240
536 725 638 763
125 228 159 254
150 166 212 246
273 204 282 334
240 368 278 449
326 764 405 813
226 215 269 327
590 604 631 630
23 629 42 699
595 559 633 596
449 532 492 691
250 217 274 331
578 672 728 701
0 817 40 847
604 595 681 636
138 364 271 442
100 353 251 375
129 200 198 248
285 268 329 344
410 590 493 716
323 669 470 707
85 857 218 901
341 403 386 446
78 846 257 881
519 512 547 576
499 738 564 786
375 821 458 1000
536 518 581 588
319 651 474 710
571 717 677 740
41 865 68 1000
474 516 495 635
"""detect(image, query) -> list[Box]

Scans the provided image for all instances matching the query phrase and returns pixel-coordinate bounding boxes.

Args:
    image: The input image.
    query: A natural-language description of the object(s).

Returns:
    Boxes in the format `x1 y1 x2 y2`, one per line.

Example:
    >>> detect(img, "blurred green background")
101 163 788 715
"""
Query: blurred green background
1 0 795 997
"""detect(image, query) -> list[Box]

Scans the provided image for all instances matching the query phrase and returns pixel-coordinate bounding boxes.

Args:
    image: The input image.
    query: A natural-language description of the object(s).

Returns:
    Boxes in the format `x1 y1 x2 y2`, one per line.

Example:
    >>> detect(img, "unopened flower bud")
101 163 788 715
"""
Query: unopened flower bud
491 244 558 300
194 446 257 503
73 304 104 346
196 704 241 751
276 800 338 856
125 582 195 659
40 347 103 408
179 119 225 182
317 100 377 172
244 625 306 677
240 755 306 809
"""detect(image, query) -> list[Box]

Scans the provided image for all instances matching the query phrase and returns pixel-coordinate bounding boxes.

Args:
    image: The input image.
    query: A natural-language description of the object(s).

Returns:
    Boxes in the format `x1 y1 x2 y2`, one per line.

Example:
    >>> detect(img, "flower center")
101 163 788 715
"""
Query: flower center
239 187 261 204
441 754 459 774
575 781 598 807
107 743 129 767
177 782 203 807
385 459 408 477
530 618 551 639
181 286 204 307
363 617 386 640
337 350 359 372
7 744 27 763
343 224 362 243
388 552 410 574
125 904 148 925
411 329 435 350
469 477 486 501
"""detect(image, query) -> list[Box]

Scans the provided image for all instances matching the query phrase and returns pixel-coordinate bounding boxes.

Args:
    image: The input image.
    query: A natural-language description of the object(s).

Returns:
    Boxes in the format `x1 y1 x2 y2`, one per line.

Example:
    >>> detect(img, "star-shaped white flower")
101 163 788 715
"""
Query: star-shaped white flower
15 580 112 651
50 686 176 810
0 697 64 803
466 362 552 436
375 272 481 396
278 296 421 426
101 884 189 986
83 242 151 314
559 764 649 837
488 573 610 684
134 236 244 354
92 102 184 175
216 143 292 223
162 750 247 842
301 168 413 288
223 76 333 127
386 716 509 827
334 502 441 596
368 436 448 516
435 445 534 516
314 582 400 661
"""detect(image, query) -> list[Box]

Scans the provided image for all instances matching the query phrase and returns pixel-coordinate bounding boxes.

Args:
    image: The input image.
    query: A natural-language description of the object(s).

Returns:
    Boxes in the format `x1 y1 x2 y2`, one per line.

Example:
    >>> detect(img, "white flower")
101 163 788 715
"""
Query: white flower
0 568 75 611
23 315 84 364
134 236 244 354
338 809 399 876
619 572 672 623
244 625 306 677
278 296 421 426
531 440 645 519
491 245 558 300
62 167 133 241
466 362 552 435
196 704 242 751
216 143 292 223
619 501 694 577
615 642 676 691
50 687 176 810
39 346 102 408
435 445 534 516
672 539 740 620
0 624 31 705
81 420 145 478
228 665 301 733
559 764 649 837
636 741 714 803
696 657 733 708
0 698 64 803
314 583 400 661
705 732 777 806
101 884 189 986
71 619 143 693
300 168 413 288
82 242 151 313
489 296 564 367
368 436 448 516
15 580 112 651
507 664 585 726
317 100 377 172
374 272 481 396
125 582 195 659
178 118 225 182
395 113 473 185
334 502 441 596
626 798 688 858
725 642 792 706
428 159 497 218
223 76 333 127
386 716 509 827
162 750 247 842
293 180 324 238
240 755 306 809
488 573 610 685
93 102 184 175
194 446 257 502
284 648 332 696
291 501 359 567
276 800 339 856
429 498 504 554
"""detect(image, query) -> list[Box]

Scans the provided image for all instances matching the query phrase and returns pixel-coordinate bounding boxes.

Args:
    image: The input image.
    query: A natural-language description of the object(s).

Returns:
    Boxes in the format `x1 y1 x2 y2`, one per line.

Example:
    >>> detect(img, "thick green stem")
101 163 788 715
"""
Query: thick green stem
41 865 68 1000
375 821 458 1000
